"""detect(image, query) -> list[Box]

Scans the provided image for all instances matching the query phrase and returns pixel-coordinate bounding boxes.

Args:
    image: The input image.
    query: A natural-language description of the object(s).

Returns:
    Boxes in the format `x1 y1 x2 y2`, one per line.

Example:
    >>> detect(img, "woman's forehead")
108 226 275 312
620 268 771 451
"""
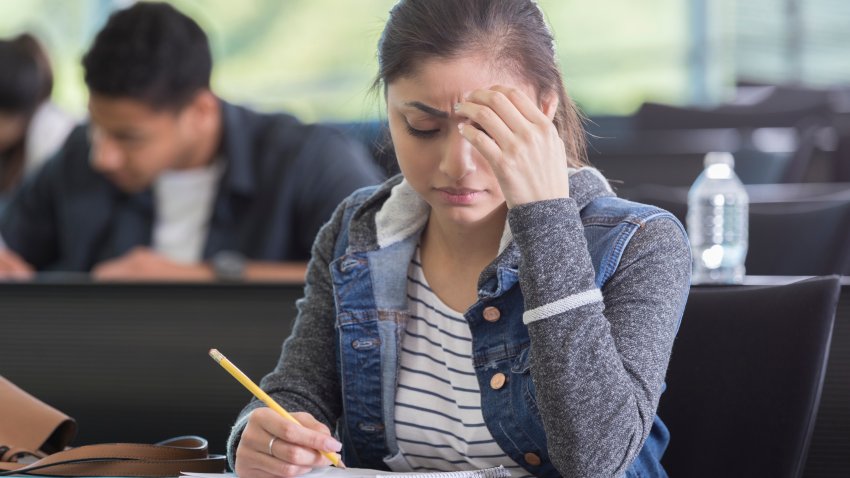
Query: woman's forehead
387 55 535 104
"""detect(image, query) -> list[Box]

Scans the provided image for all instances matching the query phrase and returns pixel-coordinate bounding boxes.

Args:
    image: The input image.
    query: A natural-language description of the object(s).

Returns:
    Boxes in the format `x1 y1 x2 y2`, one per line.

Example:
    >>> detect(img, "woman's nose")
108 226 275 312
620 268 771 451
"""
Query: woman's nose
440 126 476 181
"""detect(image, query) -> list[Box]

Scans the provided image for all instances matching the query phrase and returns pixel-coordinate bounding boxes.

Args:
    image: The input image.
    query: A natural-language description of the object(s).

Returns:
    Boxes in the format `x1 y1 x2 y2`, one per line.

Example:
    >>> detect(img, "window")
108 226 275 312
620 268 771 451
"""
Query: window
10 1 844 120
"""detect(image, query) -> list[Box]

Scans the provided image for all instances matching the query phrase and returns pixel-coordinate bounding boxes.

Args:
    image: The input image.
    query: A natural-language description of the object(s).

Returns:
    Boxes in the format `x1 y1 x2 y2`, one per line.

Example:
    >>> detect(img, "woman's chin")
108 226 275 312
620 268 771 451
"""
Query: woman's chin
429 201 507 229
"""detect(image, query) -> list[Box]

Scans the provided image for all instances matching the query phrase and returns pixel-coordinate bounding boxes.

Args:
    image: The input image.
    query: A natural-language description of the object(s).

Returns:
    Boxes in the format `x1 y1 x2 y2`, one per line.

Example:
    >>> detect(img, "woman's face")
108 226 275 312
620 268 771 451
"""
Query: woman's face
386 55 539 228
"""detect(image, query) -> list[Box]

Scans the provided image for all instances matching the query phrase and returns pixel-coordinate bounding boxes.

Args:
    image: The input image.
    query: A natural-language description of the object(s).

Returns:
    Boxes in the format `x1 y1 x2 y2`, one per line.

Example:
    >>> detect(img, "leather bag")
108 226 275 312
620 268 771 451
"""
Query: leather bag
0 376 226 477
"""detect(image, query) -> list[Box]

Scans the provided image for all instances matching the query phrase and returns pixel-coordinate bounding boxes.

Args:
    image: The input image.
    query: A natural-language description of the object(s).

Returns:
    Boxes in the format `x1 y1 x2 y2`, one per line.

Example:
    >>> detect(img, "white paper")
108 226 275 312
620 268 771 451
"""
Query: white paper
181 474 238 478
181 465 508 478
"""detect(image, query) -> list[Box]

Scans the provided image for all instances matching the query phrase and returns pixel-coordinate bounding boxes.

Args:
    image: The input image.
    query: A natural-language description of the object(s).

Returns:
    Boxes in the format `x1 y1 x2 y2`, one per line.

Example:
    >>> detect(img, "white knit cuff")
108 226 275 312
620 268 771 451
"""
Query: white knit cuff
523 288 603 324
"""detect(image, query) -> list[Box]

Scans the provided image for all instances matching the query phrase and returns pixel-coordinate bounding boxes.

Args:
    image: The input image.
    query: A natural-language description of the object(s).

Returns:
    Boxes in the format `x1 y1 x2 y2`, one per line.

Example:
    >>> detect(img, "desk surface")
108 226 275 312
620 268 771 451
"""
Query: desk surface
0 278 846 476
739 275 849 286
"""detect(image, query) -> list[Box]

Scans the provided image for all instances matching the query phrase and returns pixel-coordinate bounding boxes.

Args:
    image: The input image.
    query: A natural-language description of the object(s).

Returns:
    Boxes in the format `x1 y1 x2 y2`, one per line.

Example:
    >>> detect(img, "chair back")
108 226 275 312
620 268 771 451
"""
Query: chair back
326 121 398 176
659 276 841 478
588 128 797 188
746 200 850 276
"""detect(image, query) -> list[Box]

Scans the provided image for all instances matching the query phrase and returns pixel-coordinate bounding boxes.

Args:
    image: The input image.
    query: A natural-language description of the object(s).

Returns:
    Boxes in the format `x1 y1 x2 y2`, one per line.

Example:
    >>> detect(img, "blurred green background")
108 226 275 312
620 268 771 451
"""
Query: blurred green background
0 0 847 121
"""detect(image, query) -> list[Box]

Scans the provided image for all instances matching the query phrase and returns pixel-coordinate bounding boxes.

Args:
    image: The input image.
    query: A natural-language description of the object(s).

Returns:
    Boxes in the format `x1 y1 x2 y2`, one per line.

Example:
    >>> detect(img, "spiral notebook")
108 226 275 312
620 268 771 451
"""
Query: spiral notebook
181 465 510 478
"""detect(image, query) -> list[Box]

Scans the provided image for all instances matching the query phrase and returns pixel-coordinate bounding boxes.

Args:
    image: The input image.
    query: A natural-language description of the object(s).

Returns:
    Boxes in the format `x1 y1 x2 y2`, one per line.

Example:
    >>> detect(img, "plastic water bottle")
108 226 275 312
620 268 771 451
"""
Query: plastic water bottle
687 152 749 284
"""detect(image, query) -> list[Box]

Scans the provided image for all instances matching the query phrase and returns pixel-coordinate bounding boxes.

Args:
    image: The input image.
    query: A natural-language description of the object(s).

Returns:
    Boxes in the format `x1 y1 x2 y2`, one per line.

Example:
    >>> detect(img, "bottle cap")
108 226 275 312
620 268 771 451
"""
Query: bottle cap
704 151 735 168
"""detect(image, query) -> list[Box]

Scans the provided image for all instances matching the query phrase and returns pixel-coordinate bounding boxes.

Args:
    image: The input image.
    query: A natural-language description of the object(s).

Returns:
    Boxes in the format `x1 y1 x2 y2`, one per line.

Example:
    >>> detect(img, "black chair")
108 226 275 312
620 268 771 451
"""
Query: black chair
326 121 398 176
746 200 850 276
635 85 834 130
587 126 801 190
658 276 841 478
633 90 836 184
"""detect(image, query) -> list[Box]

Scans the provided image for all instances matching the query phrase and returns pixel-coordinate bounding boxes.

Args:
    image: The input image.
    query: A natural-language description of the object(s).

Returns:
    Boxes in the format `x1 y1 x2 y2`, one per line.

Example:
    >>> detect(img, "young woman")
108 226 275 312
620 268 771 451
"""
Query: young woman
228 1 691 477
0 34 74 210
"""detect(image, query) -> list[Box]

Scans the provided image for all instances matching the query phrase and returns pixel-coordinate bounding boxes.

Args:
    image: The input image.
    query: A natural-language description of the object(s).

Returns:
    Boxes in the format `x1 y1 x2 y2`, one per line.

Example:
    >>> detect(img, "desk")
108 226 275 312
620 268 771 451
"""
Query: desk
0 282 303 453
0 278 847 475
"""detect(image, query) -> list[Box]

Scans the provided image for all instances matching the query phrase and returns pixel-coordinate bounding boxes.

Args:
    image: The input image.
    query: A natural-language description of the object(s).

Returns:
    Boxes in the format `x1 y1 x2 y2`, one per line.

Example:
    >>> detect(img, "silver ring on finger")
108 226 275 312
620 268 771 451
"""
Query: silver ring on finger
268 436 278 456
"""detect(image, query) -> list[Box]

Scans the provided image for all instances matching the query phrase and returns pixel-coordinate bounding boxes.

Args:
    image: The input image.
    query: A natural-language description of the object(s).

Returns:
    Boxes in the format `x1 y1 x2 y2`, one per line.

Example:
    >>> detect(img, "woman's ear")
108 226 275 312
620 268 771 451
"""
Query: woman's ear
541 91 559 121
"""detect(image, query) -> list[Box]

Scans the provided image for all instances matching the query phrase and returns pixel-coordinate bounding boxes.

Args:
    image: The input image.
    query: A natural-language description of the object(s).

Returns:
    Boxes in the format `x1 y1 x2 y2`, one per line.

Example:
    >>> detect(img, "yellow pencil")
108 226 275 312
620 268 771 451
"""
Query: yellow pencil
208 348 345 469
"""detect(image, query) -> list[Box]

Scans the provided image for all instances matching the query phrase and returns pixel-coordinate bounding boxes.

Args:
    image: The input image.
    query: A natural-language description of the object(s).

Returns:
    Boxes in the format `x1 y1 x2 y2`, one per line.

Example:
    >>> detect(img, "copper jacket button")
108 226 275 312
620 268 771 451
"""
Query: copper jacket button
490 372 506 390
483 306 501 322
524 452 541 466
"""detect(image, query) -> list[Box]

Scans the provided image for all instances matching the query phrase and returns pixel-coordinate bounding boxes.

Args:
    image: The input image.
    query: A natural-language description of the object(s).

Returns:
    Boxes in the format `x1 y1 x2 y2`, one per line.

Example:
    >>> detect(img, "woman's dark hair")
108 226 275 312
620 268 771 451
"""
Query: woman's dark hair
0 33 53 114
82 2 212 110
373 0 587 167
0 34 54 192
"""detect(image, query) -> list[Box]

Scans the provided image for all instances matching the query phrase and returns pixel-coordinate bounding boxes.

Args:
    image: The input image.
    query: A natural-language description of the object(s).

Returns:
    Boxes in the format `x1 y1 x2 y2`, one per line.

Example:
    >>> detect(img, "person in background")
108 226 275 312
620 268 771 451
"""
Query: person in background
0 2 383 281
0 34 75 213
227 1 690 477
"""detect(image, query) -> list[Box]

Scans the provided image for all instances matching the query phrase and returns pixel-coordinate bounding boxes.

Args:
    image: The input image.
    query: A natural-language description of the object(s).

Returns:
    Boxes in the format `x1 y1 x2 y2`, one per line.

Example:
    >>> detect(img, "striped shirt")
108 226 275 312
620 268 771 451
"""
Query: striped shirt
392 247 531 478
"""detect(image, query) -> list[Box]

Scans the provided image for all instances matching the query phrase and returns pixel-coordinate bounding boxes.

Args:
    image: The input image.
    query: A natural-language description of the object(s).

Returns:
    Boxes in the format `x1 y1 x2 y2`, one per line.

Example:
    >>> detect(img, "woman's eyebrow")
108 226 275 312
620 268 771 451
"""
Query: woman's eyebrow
405 101 449 118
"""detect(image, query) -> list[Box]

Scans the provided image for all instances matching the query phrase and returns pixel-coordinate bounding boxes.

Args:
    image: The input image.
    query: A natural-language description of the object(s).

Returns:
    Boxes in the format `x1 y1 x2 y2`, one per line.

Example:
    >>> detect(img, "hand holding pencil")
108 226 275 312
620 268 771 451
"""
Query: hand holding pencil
209 349 345 477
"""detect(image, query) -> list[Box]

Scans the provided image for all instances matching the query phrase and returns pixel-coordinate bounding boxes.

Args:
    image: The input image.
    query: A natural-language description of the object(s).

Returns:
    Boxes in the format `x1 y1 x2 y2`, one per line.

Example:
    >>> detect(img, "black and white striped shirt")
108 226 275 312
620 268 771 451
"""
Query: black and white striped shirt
393 247 531 478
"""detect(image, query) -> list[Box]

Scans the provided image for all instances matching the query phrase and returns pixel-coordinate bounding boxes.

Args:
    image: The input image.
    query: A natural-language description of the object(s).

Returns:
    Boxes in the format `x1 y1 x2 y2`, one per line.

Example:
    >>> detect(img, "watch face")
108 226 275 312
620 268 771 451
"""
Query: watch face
214 251 245 280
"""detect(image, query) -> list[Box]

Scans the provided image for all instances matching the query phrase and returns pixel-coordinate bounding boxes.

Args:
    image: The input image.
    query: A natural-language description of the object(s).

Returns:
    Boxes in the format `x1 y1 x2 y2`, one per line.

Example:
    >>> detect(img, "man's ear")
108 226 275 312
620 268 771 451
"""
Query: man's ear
541 90 559 121
182 89 217 129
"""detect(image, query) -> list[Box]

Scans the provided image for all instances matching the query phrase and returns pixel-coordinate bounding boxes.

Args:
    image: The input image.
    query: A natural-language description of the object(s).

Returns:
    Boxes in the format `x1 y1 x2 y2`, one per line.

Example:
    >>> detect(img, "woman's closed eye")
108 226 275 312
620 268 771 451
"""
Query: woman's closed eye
405 123 440 139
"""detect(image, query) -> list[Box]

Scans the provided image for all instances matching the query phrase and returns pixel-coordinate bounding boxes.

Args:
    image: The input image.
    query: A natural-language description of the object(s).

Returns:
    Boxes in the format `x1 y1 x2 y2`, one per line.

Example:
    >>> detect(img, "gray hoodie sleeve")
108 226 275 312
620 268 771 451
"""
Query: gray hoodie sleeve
225 199 347 469
508 198 691 478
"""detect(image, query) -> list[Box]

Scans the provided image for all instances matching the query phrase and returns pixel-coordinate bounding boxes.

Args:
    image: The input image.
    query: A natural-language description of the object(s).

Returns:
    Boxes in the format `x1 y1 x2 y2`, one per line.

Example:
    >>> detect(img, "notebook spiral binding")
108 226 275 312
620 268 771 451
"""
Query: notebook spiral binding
401 466 511 478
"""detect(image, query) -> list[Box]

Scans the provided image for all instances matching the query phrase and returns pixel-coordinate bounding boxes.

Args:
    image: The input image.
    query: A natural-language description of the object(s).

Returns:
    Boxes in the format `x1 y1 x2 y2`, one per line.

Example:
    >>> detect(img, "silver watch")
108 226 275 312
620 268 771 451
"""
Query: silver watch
211 250 246 281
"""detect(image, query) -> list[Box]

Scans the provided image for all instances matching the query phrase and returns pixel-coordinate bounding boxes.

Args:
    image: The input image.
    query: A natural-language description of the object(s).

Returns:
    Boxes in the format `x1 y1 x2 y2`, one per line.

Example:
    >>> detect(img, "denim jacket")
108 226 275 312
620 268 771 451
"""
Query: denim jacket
228 168 691 478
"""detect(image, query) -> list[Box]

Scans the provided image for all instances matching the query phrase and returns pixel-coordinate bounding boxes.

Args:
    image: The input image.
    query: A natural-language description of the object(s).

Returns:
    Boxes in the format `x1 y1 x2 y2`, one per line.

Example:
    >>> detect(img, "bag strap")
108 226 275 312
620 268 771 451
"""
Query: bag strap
0 436 226 477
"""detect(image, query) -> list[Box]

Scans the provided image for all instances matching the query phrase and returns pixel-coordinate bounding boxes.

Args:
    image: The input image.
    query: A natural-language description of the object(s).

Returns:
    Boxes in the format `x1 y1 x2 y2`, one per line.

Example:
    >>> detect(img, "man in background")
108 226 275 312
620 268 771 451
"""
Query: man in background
0 2 383 281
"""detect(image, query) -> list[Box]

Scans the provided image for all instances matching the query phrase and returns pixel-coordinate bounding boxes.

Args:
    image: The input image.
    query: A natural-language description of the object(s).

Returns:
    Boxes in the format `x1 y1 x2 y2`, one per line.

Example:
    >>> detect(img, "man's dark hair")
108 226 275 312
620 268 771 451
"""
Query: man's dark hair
82 2 212 110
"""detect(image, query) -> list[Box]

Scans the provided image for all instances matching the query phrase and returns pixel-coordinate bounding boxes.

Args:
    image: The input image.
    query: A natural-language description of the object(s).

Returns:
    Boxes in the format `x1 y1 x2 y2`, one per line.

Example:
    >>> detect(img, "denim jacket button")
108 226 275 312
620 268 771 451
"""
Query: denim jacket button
489 372 506 390
523 452 541 466
482 306 501 322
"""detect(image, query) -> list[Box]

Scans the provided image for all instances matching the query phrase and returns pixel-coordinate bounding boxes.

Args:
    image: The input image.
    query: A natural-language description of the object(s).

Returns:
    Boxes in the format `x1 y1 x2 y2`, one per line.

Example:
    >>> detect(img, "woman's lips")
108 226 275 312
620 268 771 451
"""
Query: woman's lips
436 187 483 205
